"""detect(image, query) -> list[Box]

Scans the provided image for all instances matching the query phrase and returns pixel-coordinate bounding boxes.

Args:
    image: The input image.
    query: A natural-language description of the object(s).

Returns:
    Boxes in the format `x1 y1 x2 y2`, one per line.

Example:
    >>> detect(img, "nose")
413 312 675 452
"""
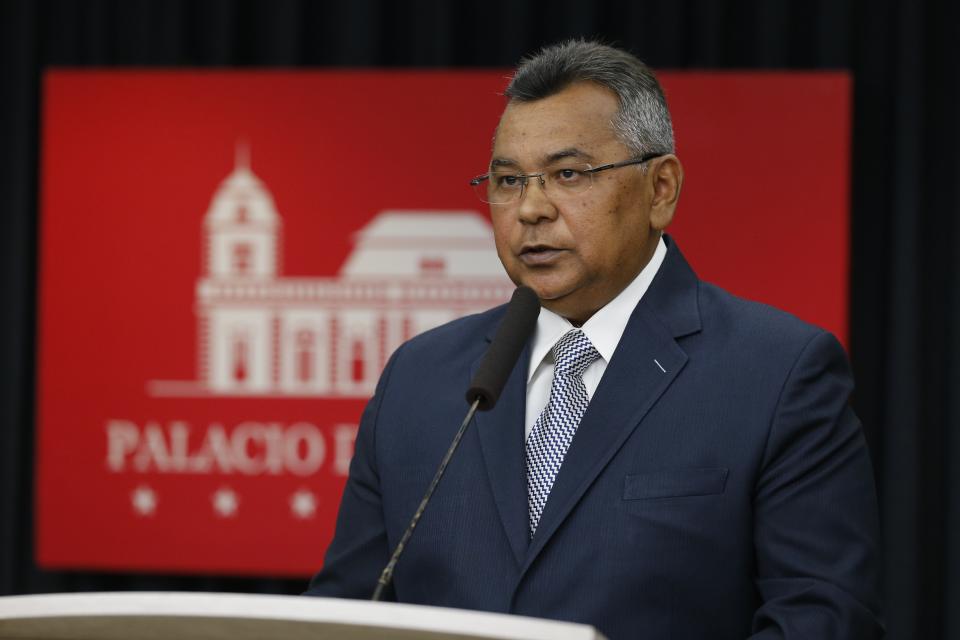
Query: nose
516 174 558 224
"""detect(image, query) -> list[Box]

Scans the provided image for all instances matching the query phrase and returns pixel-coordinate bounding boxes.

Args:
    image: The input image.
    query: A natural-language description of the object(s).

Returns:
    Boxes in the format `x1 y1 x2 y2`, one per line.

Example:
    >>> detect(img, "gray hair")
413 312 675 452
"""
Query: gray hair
505 39 675 156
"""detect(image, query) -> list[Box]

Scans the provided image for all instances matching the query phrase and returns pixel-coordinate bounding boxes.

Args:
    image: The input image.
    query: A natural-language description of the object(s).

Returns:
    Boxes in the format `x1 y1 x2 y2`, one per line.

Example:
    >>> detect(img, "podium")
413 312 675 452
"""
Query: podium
0 592 607 640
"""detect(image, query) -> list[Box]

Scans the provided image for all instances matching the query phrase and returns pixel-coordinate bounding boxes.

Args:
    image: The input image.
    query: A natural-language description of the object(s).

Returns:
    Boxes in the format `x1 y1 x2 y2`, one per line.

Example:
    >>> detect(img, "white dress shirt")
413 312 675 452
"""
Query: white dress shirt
524 236 667 439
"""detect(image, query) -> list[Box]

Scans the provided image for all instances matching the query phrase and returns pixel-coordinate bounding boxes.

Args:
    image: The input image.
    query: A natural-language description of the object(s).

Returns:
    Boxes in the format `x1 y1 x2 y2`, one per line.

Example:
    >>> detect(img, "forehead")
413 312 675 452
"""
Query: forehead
492 82 624 166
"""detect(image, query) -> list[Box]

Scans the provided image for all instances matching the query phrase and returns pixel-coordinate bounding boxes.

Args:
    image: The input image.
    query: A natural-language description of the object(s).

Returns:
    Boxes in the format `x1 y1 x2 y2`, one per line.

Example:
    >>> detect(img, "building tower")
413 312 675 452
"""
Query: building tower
204 144 281 279
200 146 282 393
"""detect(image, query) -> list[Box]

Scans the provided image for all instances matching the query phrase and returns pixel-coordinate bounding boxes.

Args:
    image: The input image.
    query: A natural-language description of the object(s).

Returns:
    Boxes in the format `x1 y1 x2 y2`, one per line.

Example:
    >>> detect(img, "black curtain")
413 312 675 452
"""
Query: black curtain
2 1 957 638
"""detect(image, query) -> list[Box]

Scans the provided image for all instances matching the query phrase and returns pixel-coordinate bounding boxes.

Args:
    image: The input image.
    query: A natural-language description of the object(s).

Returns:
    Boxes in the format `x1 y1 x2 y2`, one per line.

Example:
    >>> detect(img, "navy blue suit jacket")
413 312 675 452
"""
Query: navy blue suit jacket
306 238 883 639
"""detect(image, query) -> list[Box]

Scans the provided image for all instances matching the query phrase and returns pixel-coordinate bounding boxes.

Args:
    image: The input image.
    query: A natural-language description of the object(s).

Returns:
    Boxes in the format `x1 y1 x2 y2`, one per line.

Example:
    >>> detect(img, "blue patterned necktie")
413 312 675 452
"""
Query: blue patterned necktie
525 328 601 537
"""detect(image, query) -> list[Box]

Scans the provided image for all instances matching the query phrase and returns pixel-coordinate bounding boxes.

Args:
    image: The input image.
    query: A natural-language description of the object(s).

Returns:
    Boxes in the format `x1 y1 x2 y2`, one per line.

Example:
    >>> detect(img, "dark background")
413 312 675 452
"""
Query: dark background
1 1 957 638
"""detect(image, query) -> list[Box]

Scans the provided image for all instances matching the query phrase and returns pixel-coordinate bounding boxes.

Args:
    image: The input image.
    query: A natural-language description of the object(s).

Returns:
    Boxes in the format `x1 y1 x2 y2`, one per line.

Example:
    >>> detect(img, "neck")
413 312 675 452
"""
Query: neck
556 232 662 325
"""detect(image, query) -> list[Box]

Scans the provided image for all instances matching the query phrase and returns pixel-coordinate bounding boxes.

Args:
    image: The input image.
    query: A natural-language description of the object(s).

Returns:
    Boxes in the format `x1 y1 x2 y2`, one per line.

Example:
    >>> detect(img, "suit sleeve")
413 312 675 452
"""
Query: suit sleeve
749 331 884 639
303 344 404 600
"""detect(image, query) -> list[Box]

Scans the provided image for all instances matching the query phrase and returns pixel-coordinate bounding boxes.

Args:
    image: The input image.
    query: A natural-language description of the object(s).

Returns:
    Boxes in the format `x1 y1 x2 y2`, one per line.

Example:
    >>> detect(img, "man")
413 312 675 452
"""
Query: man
306 40 883 639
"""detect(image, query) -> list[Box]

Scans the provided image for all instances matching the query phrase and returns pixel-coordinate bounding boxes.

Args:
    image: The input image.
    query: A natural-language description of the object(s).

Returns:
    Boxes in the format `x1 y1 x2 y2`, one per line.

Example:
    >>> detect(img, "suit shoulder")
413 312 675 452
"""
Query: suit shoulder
696 281 834 353
690 281 854 418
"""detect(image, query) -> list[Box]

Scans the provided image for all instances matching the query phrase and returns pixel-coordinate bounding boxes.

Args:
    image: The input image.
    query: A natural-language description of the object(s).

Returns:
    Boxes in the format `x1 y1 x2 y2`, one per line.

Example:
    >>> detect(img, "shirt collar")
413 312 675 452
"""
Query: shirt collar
526 235 668 381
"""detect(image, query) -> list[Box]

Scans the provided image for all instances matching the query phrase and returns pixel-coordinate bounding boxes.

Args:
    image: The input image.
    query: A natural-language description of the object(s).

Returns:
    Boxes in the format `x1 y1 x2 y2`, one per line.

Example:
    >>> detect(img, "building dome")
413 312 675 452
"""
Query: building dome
340 210 508 279
203 148 281 279
204 163 279 230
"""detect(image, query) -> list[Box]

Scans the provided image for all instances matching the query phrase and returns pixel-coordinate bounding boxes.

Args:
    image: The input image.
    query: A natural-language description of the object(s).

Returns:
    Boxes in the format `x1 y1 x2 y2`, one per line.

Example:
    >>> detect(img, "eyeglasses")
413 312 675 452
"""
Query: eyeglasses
469 152 664 205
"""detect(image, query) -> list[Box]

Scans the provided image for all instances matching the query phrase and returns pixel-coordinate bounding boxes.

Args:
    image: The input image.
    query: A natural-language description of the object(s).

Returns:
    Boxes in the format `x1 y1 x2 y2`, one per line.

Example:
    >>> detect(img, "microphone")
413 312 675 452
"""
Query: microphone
466 285 541 410
371 286 540 601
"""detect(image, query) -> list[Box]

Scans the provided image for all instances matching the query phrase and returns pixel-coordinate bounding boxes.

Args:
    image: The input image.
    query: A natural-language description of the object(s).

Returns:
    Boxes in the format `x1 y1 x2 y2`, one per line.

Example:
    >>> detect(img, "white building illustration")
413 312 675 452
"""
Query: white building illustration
149 154 514 398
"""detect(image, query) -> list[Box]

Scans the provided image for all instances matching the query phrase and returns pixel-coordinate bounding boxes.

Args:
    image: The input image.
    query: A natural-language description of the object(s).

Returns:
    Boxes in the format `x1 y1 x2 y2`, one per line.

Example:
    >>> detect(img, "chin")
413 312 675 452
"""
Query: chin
533 289 580 316
517 280 559 302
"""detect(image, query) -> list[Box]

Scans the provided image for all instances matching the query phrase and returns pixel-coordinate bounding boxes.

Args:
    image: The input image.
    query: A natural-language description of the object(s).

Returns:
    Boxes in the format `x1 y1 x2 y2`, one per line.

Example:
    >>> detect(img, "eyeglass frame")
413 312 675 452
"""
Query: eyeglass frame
469 151 666 204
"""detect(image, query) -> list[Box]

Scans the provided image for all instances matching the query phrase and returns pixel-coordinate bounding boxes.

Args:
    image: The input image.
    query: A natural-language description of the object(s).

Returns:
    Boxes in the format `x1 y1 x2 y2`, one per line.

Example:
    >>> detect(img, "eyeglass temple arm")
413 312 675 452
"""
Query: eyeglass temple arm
587 152 666 174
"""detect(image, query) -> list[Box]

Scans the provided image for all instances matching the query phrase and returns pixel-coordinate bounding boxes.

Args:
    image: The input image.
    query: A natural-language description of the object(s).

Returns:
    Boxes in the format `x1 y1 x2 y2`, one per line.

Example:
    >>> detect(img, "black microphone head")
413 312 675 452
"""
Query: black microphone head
466 286 540 411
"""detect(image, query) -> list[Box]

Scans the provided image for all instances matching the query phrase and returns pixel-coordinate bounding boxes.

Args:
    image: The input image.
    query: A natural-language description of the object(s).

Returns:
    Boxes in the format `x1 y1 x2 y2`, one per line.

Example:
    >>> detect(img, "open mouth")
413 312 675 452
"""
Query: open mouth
520 245 564 264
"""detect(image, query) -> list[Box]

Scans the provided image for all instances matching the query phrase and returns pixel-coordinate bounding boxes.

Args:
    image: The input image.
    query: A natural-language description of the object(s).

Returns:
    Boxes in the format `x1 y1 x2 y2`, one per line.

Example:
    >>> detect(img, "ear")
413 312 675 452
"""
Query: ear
648 154 683 231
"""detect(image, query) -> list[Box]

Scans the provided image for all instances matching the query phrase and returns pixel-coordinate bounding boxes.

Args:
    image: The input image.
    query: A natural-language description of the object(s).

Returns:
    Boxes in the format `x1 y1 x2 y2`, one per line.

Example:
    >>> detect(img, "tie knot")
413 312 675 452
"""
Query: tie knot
552 329 600 377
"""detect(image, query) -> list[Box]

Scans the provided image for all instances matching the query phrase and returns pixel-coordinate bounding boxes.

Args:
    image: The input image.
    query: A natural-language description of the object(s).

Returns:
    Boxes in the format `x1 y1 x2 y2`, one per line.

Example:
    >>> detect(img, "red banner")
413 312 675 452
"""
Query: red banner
36 71 849 576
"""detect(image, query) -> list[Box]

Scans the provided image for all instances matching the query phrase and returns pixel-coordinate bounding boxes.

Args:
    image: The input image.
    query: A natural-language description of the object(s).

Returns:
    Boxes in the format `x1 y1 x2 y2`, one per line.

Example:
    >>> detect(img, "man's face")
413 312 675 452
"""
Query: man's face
489 81 675 324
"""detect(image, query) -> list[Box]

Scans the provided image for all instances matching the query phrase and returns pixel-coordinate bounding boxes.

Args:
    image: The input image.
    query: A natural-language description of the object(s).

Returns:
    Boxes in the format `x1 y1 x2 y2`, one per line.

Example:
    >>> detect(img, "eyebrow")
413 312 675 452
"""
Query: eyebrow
544 148 595 164
489 148 596 172
489 157 519 170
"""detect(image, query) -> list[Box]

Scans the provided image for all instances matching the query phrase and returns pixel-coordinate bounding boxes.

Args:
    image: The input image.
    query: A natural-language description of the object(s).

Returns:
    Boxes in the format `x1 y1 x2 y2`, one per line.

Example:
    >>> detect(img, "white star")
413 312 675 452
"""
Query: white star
131 485 157 516
212 487 239 518
289 489 318 519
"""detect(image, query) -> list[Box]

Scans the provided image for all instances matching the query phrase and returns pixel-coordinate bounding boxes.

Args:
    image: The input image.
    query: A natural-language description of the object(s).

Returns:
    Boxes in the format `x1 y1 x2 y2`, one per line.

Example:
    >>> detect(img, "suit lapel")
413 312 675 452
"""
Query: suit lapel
474 338 531 567
520 306 687 571
519 237 703 575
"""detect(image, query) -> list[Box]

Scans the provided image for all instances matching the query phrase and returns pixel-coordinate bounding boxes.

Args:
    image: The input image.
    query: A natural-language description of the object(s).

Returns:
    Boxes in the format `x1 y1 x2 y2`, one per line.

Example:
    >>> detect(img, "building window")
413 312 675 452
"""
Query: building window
296 330 315 383
419 256 445 276
233 243 252 275
351 339 365 383
232 335 248 383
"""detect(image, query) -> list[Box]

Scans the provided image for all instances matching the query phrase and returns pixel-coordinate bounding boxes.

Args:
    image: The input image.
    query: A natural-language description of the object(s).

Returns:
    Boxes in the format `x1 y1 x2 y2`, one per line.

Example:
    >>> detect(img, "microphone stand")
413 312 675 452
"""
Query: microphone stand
371 396 482 601
368 285 538 601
